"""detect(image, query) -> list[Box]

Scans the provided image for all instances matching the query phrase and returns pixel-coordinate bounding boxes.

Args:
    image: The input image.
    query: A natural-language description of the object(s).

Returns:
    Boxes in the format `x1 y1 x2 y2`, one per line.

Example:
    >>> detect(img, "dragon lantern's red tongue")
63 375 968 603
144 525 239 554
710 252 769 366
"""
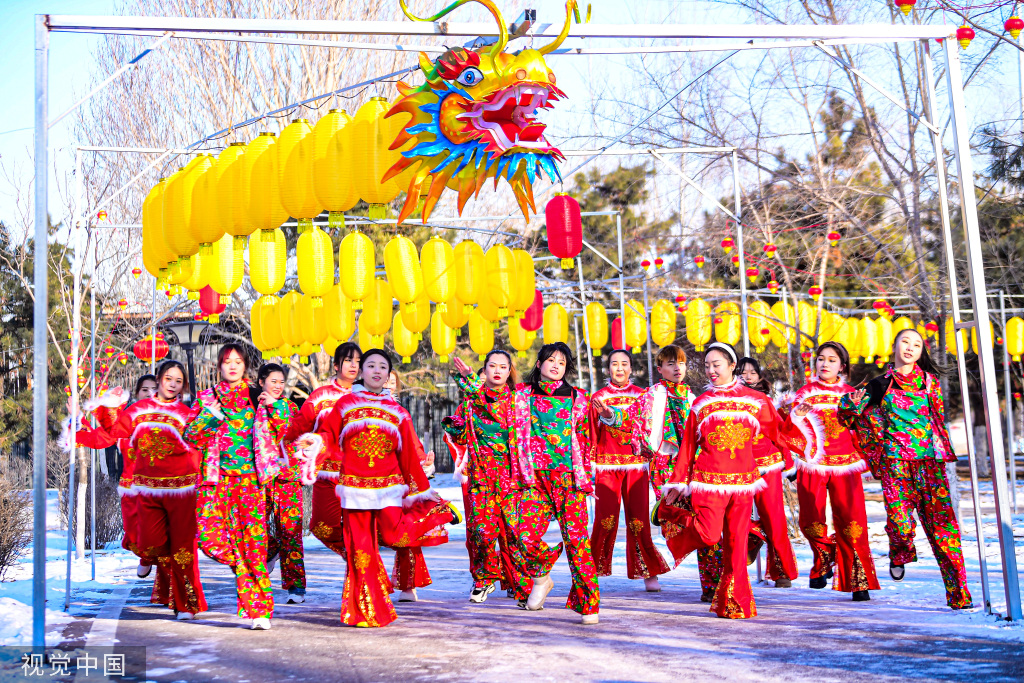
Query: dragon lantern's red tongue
518 122 546 142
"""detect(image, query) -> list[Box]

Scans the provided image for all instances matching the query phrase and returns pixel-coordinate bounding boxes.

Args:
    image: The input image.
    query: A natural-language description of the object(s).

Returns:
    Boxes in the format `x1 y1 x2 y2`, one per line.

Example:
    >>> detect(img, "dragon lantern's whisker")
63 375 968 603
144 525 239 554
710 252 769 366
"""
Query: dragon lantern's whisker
398 0 509 58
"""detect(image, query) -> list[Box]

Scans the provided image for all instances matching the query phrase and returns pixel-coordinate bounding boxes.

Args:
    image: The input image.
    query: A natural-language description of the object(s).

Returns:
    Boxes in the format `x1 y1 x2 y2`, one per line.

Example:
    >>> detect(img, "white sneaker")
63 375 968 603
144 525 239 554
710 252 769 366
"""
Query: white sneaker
175 611 194 621
398 589 418 602
469 583 496 603
525 574 554 611
251 617 272 630
644 577 662 593
137 563 153 578
287 590 305 604
581 613 599 625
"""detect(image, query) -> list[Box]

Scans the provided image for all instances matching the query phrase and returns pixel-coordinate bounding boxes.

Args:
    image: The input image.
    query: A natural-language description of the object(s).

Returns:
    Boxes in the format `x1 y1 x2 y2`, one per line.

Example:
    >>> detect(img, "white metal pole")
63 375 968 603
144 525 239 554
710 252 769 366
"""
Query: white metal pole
944 42 1022 620
150 279 158 374
32 13 49 648
1001 291 1017 514
64 150 82 611
923 41 991 613
578 259 596 394
616 213 627 353
732 151 750 356
642 273 654 383
89 228 97 579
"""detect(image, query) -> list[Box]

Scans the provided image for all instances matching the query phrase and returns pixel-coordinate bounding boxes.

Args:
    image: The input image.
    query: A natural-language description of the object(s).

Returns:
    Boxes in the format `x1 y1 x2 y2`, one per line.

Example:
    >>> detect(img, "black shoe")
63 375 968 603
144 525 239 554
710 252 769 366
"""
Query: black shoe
809 577 827 589
747 536 765 566
700 588 715 603
823 566 834 580
889 563 905 582
852 590 871 602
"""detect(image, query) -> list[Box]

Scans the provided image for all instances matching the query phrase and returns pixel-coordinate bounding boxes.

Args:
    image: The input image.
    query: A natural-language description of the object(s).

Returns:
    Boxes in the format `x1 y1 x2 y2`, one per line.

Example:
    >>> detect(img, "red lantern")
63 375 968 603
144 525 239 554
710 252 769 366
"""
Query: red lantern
545 193 582 269
767 279 779 294
1006 15 1024 41
721 237 734 254
809 285 822 301
64 386 72 397
693 255 705 269
730 254 739 268
100 362 110 373
894 0 915 16
997 337 1005 346
520 290 543 332
714 317 724 325
745 267 759 284
118 299 128 312
674 294 685 303
957 24 974 50
872 299 887 313
804 367 813 378
926 321 939 333
132 267 142 279
653 257 664 269
96 210 108 222
611 317 629 351
104 345 115 358
761 328 770 337
827 231 841 246
763 243 777 256
801 350 812 362
132 333 168 363
118 352 128 366
1015 392 1022 401
640 259 652 270
199 285 226 324
78 376 87 388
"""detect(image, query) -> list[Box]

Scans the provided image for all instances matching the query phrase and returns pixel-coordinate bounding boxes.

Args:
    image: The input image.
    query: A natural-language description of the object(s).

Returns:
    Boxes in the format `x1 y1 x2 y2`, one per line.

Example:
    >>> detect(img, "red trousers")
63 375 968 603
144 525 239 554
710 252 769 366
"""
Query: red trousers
751 470 799 581
391 548 431 591
797 468 880 592
661 490 757 619
341 502 452 627
659 497 723 596
120 492 171 606
590 468 670 580
136 491 207 616
310 476 345 557
462 481 531 599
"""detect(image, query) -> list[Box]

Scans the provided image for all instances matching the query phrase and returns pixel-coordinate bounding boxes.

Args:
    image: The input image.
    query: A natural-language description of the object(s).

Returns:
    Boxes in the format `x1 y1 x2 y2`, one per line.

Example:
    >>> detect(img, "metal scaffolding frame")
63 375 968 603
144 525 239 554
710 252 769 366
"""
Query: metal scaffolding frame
30 15 1023 650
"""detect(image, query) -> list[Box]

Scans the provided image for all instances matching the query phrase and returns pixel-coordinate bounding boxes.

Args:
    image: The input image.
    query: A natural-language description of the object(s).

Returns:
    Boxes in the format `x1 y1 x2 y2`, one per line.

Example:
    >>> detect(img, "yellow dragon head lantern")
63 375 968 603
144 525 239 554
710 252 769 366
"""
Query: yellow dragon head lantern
385 0 576 225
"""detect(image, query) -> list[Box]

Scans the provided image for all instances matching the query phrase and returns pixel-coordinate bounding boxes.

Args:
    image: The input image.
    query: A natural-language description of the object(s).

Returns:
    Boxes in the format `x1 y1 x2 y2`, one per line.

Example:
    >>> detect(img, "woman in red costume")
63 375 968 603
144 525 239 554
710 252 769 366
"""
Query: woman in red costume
295 349 459 628
787 342 880 601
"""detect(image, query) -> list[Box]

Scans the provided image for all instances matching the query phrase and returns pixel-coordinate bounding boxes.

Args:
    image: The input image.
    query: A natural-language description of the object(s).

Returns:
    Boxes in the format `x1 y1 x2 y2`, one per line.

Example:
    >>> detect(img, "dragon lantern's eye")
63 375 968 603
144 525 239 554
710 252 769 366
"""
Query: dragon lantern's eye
456 67 484 87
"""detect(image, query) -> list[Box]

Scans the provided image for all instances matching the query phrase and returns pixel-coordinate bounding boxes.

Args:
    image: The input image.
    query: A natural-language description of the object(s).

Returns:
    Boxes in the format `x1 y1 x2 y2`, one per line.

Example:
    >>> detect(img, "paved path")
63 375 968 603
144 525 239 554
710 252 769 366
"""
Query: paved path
58 476 1024 682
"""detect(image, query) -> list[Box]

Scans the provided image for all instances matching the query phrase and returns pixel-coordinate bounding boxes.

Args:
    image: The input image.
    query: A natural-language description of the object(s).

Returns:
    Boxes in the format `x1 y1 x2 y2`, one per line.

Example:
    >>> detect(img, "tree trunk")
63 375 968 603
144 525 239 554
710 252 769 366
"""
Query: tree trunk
75 446 88 559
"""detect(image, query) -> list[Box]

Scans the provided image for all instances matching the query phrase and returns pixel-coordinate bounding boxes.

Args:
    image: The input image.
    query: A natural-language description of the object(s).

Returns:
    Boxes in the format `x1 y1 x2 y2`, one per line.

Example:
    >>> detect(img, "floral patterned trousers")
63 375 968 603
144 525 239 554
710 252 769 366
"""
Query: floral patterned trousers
880 458 972 608
518 470 600 615
137 491 207 616
197 474 274 619
463 481 532 599
590 468 670 580
797 468 880 592
266 477 305 592
310 476 345 557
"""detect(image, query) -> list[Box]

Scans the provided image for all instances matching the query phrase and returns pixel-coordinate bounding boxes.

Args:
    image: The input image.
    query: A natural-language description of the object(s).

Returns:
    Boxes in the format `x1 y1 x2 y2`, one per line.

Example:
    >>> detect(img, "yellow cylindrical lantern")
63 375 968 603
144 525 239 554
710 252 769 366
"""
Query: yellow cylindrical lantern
142 179 175 276
352 98 401 211
189 154 225 252
685 297 712 352
384 234 425 314
359 278 393 347
180 251 208 300
585 302 609 356
623 300 647 353
358 325 376 352
208 232 244 304
338 230 375 309
392 312 419 364
431 311 457 362
543 303 569 344
278 290 304 357
250 298 267 356
860 316 878 363
323 336 341 357
477 289 502 325
443 295 471 329
893 316 914 337
818 311 837 343
249 228 286 296
297 226 334 305
215 143 250 247
1007 316 1024 362
769 301 796 349
421 236 455 312
469 310 495 360
747 300 772 353
325 283 356 342
797 300 818 349
163 157 209 258
843 316 862 364
401 290 431 339
651 300 677 347
876 316 894 363
295 341 315 363
454 240 486 312
970 319 993 355
299 293 329 346
714 301 741 346
167 254 194 287
485 244 517 317
259 295 283 357
312 109 359 228
244 132 289 236
830 314 847 350
508 316 534 357
278 119 323 223
512 249 536 316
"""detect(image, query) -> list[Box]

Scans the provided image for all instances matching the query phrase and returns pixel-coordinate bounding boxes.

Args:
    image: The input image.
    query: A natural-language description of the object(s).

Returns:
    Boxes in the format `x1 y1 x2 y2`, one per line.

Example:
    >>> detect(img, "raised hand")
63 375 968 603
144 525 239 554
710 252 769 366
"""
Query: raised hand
793 403 812 417
592 395 613 420
452 356 473 377
849 388 867 405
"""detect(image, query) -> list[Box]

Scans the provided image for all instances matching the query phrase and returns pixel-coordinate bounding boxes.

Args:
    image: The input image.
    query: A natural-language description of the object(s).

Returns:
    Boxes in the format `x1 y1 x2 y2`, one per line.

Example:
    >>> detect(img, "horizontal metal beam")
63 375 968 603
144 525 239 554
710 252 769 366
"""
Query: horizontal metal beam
46 16 955 41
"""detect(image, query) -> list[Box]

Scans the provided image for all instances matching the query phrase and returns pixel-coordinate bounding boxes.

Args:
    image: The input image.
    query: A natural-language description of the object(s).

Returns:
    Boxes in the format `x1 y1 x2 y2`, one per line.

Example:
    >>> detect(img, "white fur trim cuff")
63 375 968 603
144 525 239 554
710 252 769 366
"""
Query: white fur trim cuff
757 460 785 476
296 433 325 485
402 489 439 508
132 484 196 497
594 463 648 472
688 478 768 496
795 458 868 477
335 483 409 510
661 482 691 497
82 390 129 412
205 403 225 421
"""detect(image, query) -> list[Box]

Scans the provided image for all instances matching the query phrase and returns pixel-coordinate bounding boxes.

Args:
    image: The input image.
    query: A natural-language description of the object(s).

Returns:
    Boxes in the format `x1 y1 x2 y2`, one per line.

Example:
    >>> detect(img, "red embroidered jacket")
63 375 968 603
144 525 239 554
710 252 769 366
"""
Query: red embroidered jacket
307 389 432 509
784 377 867 477
669 379 788 495
588 382 645 470
284 380 351 480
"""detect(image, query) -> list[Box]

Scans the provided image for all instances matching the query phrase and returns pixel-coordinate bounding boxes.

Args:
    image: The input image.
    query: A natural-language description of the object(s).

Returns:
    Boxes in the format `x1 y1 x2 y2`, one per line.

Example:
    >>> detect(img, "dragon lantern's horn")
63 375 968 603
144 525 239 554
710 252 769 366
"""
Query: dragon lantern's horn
399 0 509 57
538 0 577 55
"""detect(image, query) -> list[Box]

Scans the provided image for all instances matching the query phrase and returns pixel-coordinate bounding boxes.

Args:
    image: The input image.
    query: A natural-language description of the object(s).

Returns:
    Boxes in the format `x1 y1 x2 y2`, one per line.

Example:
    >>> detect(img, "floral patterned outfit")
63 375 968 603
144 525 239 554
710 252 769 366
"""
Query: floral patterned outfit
512 380 600 616
786 377 880 593
444 373 532 600
588 381 671 580
302 389 453 627
264 397 306 594
838 365 971 608
186 382 283 620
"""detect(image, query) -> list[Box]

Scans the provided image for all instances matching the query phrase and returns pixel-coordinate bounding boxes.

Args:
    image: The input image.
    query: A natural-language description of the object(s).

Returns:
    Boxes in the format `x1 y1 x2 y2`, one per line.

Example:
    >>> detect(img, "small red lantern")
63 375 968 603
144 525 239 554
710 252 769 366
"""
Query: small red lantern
674 294 685 304
1006 15 1024 41
521 290 543 332
827 231 841 246
118 299 128 312
64 386 72 397
767 279 779 294
997 337 1004 346
873 299 888 314
545 193 582 269
957 24 974 50
763 243 777 256
100 362 110 373
730 254 739 268
640 259 652 270
96 210 108 222
611 317 629 351
104 345 115 358
721 237 734 254
714 317 724 325
1015 392 1022 401
809 285 822 301
680 304 689 313
199 285 227 324
761 328 770 337
654 257 664 269
166 289 174 299
801 351 812 362
132 267 143 279
77 376 87 388
894 0 915 16
745 267 759 284
693 255 705 269
118 352 128 366
805 367 813 379
132 333 169 363
925 321 939 333
98 383 109 395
